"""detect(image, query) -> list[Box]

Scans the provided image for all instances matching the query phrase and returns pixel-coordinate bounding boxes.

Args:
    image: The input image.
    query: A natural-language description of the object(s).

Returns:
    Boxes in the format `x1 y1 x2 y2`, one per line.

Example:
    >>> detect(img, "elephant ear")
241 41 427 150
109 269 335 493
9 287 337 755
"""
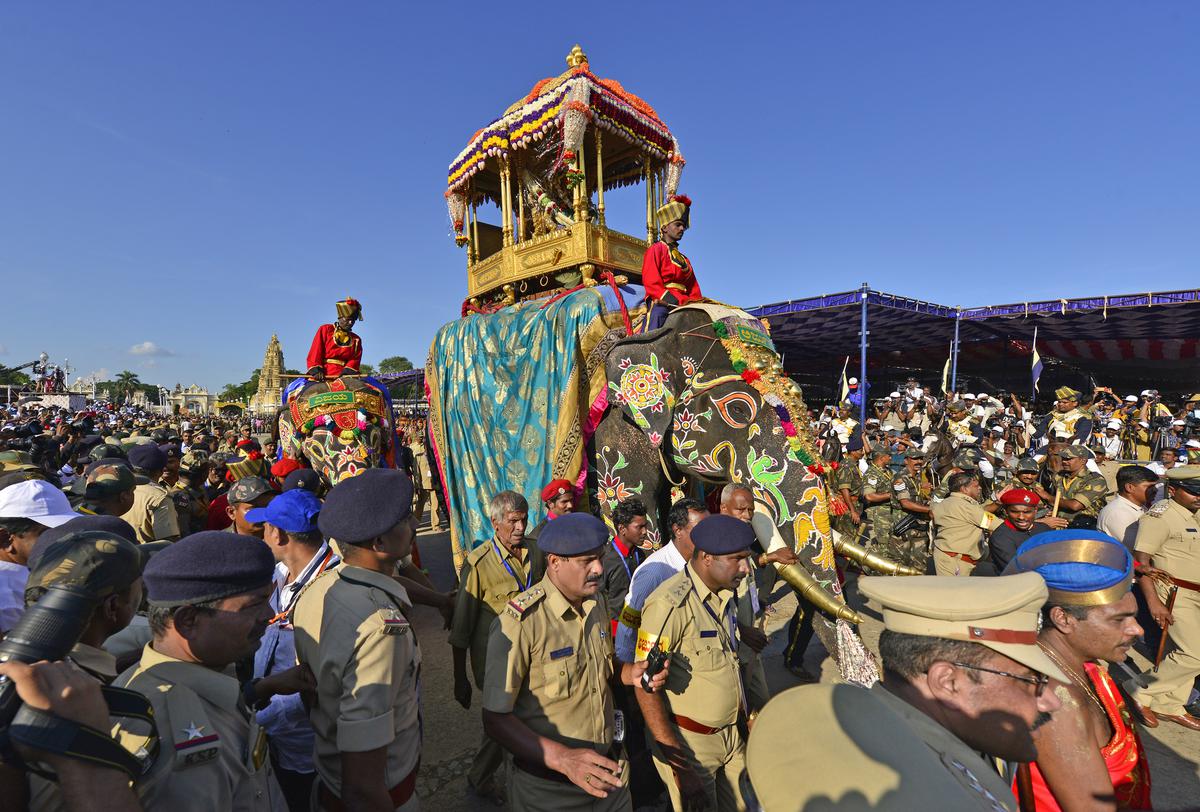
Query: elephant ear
606 330 677 449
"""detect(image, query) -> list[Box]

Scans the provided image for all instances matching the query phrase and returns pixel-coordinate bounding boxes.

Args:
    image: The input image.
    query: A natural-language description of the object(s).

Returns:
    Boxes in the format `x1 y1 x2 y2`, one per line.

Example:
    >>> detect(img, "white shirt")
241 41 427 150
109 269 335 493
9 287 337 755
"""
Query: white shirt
615 541 687 662
1097 495 1146 551
1100 434 1122 458
0 561 29 635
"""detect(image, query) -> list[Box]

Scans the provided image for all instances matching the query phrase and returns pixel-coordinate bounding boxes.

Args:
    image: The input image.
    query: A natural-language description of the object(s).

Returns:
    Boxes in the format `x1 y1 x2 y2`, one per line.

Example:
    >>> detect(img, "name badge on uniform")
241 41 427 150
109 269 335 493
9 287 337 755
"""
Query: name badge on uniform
700 630 718 638
550 646 574 660
175 722 219 767
1186 528 1197 533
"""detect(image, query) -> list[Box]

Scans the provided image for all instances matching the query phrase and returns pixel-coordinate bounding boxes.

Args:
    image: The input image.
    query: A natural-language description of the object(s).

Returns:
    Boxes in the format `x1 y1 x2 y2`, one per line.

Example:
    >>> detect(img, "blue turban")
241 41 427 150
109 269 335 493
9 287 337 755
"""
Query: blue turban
1004 530 1133 606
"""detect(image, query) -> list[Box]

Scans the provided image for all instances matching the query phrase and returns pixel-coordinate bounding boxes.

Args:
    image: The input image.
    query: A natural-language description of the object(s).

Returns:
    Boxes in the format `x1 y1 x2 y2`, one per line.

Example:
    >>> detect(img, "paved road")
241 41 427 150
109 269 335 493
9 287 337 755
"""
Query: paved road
407 518 1200 810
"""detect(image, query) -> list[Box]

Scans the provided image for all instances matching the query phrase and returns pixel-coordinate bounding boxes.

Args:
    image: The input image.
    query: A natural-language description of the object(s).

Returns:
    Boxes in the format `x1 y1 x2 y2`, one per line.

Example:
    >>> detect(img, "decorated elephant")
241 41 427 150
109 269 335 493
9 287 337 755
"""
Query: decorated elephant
276 376 395 487
591 303 913 679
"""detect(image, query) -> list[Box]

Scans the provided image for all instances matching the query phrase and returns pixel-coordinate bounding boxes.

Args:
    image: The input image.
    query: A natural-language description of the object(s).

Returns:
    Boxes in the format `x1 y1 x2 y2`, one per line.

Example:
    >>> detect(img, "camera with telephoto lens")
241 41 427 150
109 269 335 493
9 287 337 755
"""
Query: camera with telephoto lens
641 644 668 691
0 586 97 750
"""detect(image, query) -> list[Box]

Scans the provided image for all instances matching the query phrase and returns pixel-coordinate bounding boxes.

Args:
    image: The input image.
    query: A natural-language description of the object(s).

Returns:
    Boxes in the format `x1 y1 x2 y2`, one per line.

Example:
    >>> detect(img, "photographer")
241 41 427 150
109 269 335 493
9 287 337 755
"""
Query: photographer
0 660 142 812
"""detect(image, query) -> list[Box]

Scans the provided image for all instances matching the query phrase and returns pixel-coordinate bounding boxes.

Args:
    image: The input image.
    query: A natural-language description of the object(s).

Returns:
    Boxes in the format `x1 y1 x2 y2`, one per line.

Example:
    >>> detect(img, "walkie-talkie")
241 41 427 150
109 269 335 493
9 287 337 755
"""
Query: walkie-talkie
641 644 668 691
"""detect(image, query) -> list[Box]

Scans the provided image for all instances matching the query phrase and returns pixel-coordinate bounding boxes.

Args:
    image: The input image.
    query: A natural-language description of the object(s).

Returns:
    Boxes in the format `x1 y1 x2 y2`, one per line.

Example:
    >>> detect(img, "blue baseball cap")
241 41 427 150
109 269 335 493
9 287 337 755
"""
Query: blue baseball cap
245 488 322 534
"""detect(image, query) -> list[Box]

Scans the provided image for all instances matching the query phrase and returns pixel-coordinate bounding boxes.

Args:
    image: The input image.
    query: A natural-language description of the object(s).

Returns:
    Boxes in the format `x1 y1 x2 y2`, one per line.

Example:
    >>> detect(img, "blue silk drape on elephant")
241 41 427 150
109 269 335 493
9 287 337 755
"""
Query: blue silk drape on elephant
427 286 645 571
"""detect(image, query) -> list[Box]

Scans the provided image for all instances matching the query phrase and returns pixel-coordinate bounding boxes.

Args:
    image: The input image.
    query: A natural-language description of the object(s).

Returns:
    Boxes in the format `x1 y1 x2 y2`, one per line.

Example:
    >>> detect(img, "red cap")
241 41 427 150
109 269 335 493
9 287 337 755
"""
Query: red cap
271 457 304 480
541 479 574 503
1000 489 1040 507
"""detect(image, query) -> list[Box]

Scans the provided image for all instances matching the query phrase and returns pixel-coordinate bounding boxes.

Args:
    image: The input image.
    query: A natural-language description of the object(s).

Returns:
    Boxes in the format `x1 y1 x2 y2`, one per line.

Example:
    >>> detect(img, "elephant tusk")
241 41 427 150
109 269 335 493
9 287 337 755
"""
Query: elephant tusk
773 563 864 625
832 536 923 577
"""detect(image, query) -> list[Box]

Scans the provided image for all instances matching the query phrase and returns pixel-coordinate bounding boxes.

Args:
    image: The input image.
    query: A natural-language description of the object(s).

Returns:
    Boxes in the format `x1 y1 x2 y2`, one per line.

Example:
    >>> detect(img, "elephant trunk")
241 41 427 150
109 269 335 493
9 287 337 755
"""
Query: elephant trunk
833 535 923 577
773 562 864 625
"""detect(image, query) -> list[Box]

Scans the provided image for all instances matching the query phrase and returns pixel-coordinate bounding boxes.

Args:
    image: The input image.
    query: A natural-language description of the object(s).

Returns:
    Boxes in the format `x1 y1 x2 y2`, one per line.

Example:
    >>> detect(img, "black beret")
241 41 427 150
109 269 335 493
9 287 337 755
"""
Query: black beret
128 443 167 472
318 468 413 545
143 530 275 607
31 515 138 565
691 514 756 554
282 468 321 494
537 512 609 556
845 435 864 452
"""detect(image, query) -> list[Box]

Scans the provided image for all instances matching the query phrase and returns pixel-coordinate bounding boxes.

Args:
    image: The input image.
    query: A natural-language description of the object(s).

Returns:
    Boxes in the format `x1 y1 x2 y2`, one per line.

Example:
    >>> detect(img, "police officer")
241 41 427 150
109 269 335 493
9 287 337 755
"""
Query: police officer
634 514 756 812
890 448 932 570
171 451 210 535
450 490 545 801
1132 466 1200 730
743 573 1067 811
292 468 423 811
482 512 660 811
860 445 895 550
119 444 180 543
114 531 287 810
930 472 1002 577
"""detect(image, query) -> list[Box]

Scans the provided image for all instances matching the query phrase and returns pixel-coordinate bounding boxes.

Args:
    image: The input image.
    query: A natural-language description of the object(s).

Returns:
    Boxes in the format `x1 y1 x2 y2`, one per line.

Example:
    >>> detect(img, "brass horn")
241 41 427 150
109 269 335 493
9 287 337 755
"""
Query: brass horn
833 536 923 577
774 562 864 625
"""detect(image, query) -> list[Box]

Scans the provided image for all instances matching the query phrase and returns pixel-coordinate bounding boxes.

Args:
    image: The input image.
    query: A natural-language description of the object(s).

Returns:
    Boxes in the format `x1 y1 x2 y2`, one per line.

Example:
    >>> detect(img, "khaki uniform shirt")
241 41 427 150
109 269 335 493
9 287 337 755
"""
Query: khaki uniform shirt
932 492 1000 557
482 575 616 752
634 565 742 728
120 480 180 543
292 565 422 797
449 537 544 687
1056 471 1109 521
70 641 118 682
113 644 285 811
1135 499 1200 583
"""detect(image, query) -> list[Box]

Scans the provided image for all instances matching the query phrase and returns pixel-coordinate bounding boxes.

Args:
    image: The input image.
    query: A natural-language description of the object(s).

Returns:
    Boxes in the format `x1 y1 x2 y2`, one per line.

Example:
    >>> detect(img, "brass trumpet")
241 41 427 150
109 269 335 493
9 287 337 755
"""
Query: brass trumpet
833 536 923 577
774 562 864 625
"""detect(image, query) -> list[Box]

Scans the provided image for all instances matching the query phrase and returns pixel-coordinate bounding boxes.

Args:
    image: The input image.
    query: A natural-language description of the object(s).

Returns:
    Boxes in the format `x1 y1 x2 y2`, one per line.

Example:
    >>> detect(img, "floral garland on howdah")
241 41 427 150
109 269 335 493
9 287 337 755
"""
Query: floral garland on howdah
712 320 827 476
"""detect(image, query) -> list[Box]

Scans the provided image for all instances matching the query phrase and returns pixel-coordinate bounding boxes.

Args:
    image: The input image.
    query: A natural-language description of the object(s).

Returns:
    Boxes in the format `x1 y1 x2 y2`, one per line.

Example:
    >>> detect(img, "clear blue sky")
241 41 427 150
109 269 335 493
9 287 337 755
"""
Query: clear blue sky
2 3 1197 392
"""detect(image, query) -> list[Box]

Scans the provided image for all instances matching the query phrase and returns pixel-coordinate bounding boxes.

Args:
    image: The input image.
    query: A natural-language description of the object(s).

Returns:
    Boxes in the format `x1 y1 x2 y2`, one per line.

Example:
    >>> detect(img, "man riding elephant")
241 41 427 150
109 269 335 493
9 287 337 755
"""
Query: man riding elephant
306 297 364 381
641 195 701 330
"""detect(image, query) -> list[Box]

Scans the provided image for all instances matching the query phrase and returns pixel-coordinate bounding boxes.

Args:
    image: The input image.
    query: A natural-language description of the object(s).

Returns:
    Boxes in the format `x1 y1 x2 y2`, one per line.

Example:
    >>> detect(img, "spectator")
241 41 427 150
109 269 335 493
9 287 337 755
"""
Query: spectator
1097 465 1159 550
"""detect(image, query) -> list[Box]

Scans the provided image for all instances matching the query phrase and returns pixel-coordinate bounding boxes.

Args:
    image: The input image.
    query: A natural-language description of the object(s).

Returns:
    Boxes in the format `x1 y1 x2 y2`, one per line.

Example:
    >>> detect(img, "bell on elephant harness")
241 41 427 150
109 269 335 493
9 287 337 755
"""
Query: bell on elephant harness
832 535 923 577
773 562 864 625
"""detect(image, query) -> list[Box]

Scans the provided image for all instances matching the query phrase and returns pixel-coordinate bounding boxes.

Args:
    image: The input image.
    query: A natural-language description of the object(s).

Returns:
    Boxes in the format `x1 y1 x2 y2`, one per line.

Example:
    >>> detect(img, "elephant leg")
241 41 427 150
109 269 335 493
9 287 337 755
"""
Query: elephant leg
591 409 672 549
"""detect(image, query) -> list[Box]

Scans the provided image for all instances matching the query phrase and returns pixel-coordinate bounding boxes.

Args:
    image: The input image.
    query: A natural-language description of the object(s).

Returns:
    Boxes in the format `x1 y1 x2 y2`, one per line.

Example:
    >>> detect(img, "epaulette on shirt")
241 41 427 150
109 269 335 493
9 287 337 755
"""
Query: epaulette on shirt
505 585 545 619
1148 500 1172 518
662 574 692 608
465 542 491 567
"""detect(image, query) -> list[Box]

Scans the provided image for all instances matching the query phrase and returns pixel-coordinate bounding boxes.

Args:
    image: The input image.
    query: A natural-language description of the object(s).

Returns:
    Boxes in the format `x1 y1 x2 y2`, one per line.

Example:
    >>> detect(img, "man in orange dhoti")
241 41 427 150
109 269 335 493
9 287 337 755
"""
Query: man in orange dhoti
1004 530 1152 810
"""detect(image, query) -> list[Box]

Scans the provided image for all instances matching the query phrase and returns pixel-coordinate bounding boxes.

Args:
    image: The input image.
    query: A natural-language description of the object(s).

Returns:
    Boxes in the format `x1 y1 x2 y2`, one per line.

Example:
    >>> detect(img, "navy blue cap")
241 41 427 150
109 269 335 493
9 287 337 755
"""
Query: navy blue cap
128 443 167 472
846 435 864 452
691 514 757 554
318 468 413 545
282 467 321 494
29 514 138 568
143 530 276 607
245 489 321 534
537 512 609 556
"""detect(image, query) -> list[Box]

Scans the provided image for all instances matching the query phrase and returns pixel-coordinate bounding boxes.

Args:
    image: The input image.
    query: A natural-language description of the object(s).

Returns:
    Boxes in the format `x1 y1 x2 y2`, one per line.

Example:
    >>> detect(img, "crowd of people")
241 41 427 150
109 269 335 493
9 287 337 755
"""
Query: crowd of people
0 372 1196 812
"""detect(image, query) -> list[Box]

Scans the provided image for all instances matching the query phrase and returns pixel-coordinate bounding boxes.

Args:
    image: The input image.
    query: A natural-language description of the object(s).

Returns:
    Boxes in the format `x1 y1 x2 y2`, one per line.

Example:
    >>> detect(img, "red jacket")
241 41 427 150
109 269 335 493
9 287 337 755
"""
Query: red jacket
307 323 362 377
641 241 702 306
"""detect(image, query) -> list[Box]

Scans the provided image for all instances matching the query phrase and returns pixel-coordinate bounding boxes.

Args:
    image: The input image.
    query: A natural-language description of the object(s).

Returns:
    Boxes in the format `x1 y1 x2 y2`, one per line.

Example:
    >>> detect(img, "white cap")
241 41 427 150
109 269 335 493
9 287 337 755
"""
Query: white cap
1106 419 1122 430
977 392 989 398
1124 395 1138 403
848 377 858 386
889 391 901 398
1015 420 1026 426
963 393 976 400
990 426 1003 434
1139 421 1150 428
1172 420 1186 427
1141 390 1152 397
866 418 880 424
0 480 78 528
1187 440 1200 450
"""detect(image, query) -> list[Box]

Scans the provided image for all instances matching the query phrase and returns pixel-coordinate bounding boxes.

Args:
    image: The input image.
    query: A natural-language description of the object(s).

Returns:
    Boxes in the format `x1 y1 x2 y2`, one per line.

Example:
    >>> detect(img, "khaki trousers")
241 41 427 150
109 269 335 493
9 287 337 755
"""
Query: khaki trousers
651 723 746 812
1135 587 1200 715
509 762 631 812
933 548 977 577
413 487 442 530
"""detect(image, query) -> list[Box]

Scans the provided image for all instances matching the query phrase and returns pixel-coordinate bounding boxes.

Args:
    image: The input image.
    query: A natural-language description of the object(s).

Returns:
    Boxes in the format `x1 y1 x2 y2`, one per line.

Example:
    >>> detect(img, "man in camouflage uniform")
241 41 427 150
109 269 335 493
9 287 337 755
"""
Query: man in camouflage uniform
1047 445 1108 526
81 462 137 517
889 449 933 570
833 436 865 543
860 445 896 550
170 451 210 535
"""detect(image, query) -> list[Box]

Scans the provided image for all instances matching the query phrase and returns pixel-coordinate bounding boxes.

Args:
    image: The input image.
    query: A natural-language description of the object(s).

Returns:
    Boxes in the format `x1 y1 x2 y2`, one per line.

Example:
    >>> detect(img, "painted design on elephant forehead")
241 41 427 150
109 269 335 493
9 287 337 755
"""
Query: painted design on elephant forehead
711 391 758 429
746 447 794 524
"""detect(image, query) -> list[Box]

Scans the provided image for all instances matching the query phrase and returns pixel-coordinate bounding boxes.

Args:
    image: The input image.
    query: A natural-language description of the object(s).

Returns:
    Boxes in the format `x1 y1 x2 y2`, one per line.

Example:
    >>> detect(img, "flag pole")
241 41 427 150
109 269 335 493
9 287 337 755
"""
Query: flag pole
1030 326 1040 402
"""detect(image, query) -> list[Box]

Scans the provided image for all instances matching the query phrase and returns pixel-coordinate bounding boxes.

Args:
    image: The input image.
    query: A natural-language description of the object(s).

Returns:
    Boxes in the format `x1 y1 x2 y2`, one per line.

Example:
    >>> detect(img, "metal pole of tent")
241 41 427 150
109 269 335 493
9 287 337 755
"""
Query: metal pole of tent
859 283 869 427
950 308 962 393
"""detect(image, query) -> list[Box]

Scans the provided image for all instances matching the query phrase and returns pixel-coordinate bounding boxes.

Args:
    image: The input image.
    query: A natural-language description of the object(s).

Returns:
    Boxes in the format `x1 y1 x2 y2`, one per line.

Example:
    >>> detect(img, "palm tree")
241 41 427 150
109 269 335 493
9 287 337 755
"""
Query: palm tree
115 370 141 404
